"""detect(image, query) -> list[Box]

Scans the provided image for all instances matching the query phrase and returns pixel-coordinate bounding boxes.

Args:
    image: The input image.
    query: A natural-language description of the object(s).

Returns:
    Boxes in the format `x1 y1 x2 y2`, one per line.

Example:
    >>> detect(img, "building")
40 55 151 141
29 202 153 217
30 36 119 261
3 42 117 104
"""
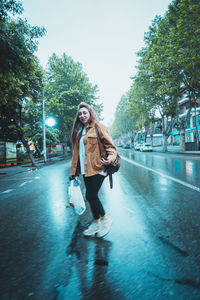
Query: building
172 93 200 149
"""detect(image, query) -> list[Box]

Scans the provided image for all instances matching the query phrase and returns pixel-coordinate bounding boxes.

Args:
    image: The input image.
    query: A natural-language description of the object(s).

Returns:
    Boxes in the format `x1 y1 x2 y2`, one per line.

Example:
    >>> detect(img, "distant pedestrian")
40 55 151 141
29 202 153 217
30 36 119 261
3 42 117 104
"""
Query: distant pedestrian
70 102 118 237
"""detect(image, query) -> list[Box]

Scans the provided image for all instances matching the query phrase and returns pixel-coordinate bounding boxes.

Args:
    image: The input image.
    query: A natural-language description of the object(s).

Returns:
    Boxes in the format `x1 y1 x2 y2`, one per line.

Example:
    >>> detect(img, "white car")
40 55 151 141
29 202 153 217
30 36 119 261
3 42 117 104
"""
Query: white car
134 143 141 151
140 143 152 152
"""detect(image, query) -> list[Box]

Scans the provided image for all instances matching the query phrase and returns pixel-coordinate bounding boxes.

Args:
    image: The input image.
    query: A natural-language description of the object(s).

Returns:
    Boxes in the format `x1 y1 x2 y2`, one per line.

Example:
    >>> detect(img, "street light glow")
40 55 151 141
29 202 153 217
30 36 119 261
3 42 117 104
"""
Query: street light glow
45 117 56 127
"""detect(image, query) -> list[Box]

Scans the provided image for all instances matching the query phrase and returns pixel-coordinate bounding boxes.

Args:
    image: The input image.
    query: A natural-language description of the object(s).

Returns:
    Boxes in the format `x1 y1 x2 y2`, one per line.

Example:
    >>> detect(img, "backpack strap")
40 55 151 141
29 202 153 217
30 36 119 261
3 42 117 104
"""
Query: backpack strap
94 124 107 159
95 124 113 189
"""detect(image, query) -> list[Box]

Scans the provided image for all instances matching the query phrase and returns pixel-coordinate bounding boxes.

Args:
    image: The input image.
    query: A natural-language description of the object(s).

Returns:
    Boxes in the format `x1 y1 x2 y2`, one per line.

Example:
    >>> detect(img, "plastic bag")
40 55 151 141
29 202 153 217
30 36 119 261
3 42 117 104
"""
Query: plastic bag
68 178 86 215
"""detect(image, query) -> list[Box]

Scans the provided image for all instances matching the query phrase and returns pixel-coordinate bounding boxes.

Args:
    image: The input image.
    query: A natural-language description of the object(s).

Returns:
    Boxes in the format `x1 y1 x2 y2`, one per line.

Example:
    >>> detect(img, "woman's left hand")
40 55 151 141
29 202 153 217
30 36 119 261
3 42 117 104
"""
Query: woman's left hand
101 157 112 165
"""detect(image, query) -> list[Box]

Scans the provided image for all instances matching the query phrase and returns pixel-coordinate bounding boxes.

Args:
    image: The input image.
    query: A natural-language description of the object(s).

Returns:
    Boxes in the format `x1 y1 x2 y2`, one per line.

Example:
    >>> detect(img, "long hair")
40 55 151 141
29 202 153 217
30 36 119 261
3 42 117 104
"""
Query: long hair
71 102 98 144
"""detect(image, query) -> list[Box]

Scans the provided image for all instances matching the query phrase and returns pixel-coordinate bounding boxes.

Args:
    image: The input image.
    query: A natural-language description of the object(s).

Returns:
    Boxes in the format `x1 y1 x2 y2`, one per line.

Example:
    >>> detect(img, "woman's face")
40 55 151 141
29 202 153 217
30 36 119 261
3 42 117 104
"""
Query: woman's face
78 107 90 126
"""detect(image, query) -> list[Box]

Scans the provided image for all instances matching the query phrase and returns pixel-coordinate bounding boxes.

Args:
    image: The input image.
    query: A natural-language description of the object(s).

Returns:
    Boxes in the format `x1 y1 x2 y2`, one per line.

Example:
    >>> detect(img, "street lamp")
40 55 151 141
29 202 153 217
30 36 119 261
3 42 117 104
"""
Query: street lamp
42 97 47 163
45 117 56 127
42 96 56 163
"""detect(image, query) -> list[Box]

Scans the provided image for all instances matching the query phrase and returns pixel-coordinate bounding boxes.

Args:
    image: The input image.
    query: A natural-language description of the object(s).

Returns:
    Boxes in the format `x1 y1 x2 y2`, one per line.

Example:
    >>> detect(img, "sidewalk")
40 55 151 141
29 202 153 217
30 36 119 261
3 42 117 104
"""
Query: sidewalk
0 155 70 177
152 145 200 155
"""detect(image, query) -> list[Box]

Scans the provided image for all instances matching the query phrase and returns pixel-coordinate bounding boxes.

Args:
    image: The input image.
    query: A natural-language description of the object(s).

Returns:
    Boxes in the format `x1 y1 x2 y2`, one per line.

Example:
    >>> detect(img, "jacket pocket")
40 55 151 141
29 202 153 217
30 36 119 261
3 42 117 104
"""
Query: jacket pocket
87 135 97 145
91 154 104 170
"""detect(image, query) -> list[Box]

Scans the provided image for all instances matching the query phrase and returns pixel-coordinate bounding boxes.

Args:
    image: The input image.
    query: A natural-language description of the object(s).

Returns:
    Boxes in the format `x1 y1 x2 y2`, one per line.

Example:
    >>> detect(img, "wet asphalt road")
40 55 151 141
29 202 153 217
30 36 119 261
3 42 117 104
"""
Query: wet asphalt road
0 151 200 300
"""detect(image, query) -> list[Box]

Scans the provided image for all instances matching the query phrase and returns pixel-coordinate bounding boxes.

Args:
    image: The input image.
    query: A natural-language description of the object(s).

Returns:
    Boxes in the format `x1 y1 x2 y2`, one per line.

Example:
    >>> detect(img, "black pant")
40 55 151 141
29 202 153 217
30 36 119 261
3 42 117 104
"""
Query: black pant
83 174 105 220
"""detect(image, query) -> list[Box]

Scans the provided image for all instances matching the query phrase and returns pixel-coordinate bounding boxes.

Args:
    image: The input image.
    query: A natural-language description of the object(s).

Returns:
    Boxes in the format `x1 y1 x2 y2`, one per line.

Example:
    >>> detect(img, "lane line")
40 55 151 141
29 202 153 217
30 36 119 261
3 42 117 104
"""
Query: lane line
0 176 40 181
1 178 39 193
2 189 14 194
126 208 136 214
121 156 200 193
19 182 28 187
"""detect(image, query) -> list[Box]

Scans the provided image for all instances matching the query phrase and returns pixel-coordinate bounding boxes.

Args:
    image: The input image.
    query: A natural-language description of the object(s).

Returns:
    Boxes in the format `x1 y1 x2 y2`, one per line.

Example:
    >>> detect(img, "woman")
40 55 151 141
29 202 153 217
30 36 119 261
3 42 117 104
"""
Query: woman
70 102 117 237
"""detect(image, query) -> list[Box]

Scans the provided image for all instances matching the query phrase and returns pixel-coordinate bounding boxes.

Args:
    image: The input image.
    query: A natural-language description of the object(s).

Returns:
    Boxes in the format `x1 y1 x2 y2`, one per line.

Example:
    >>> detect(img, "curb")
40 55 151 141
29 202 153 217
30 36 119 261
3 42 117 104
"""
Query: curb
152 148 200 155
0 155 71 177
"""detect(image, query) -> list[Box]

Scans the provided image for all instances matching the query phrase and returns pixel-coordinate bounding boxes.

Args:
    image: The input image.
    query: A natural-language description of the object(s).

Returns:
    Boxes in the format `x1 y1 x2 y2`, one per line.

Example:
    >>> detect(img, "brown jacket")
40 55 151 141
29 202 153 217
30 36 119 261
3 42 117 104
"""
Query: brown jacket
70 120 117 177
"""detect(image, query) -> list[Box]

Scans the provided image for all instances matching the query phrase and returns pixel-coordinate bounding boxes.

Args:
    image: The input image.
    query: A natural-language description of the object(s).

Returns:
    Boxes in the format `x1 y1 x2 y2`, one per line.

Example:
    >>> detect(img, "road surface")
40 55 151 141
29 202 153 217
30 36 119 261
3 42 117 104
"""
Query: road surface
0 151 200 299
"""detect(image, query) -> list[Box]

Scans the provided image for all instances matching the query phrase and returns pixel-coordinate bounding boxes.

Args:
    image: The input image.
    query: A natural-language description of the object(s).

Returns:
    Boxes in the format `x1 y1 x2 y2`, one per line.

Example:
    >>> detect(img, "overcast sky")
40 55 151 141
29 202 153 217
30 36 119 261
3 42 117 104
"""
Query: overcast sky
21 0 172 125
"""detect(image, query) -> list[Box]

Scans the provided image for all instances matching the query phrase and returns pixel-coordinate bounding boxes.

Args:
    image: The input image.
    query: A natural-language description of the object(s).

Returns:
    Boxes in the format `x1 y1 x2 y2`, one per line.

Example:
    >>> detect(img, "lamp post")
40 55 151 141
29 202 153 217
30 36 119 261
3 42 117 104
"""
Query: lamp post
42 97 47 163
42 94 56 163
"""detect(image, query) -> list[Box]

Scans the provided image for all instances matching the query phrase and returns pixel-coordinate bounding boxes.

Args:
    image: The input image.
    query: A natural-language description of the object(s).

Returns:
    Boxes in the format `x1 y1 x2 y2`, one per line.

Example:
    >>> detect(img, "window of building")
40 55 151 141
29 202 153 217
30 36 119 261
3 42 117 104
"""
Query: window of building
181 107 184 114
192 116 196 127
197 114 200 125
186 119 190 129
186 132 192 142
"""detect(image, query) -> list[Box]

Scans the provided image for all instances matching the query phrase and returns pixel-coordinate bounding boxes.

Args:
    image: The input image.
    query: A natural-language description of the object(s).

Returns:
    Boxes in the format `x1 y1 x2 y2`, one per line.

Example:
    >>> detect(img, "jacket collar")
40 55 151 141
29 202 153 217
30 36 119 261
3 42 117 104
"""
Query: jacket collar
88 120 96 128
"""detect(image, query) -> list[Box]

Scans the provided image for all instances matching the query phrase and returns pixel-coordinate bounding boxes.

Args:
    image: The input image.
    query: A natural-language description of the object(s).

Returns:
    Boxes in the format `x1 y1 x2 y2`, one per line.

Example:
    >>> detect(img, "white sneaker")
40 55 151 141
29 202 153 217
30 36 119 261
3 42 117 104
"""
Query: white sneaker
97 218 112 238
83 222 100 237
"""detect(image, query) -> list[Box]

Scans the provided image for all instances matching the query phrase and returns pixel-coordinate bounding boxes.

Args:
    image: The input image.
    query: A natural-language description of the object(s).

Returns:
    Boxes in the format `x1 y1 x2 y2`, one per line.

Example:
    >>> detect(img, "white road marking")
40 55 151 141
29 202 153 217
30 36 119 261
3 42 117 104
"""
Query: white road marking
1 176 40 194
126 208 136 214
0 176 40 181
2 189 14 194
19 182 28 187
121 156 200 193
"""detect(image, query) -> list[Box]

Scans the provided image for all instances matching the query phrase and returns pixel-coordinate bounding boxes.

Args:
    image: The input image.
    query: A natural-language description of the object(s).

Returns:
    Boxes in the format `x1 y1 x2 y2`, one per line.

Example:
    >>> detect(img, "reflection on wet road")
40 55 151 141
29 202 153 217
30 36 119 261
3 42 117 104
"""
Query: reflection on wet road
56 153 200 299
1 155 200 299
122 156 200 193
120 149 200 188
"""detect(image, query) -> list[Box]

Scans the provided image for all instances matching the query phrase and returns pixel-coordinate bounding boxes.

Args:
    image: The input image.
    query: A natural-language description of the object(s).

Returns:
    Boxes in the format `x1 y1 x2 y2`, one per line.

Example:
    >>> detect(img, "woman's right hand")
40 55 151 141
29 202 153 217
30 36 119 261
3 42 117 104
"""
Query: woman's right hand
101 157 112 165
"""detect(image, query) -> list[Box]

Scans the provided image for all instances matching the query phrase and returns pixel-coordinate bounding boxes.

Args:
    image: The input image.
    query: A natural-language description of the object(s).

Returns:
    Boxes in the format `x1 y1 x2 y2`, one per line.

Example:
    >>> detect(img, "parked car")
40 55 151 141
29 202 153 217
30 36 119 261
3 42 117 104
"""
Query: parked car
139 143 152 152
134 143 141 151
118 143 123 147
124 144 131 149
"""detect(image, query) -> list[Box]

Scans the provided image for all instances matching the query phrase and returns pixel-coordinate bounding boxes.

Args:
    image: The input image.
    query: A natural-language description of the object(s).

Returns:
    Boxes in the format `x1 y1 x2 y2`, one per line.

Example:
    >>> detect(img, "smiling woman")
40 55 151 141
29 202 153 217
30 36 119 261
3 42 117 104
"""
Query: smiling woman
70 102 118 238
78 107 90 126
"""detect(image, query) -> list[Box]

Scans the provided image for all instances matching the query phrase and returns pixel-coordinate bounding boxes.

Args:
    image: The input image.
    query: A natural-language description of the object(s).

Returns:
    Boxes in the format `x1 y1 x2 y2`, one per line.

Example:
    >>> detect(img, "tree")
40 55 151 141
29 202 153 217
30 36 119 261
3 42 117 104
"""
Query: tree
166 0 200 150
19 99 60 155
113 0 200 152
44 53 102 144
0 0 23 21
0 0 46 165
128 48 159 145
111 94 135 145
148 0 200 151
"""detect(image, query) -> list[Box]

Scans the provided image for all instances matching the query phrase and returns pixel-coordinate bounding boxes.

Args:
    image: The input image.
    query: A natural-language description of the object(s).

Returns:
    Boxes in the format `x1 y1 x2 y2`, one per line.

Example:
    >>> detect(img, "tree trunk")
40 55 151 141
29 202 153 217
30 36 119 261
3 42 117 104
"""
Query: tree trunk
150 127 154 147
162 134 168 152
161 115 168 152
63 132 70 156
15 121 37 166
194 104 200 150
180 129 186 152
20 136 37 167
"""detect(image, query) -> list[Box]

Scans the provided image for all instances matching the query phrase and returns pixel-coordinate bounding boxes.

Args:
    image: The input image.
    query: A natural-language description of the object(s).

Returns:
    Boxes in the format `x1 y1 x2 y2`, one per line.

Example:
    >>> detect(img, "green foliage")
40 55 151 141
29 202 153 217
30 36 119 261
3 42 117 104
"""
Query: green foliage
0 0 23 21
0 1 101 152
44 53 101 142
111 94 135 139
0 0 102 163
0 0 45 144
113 0 200 148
